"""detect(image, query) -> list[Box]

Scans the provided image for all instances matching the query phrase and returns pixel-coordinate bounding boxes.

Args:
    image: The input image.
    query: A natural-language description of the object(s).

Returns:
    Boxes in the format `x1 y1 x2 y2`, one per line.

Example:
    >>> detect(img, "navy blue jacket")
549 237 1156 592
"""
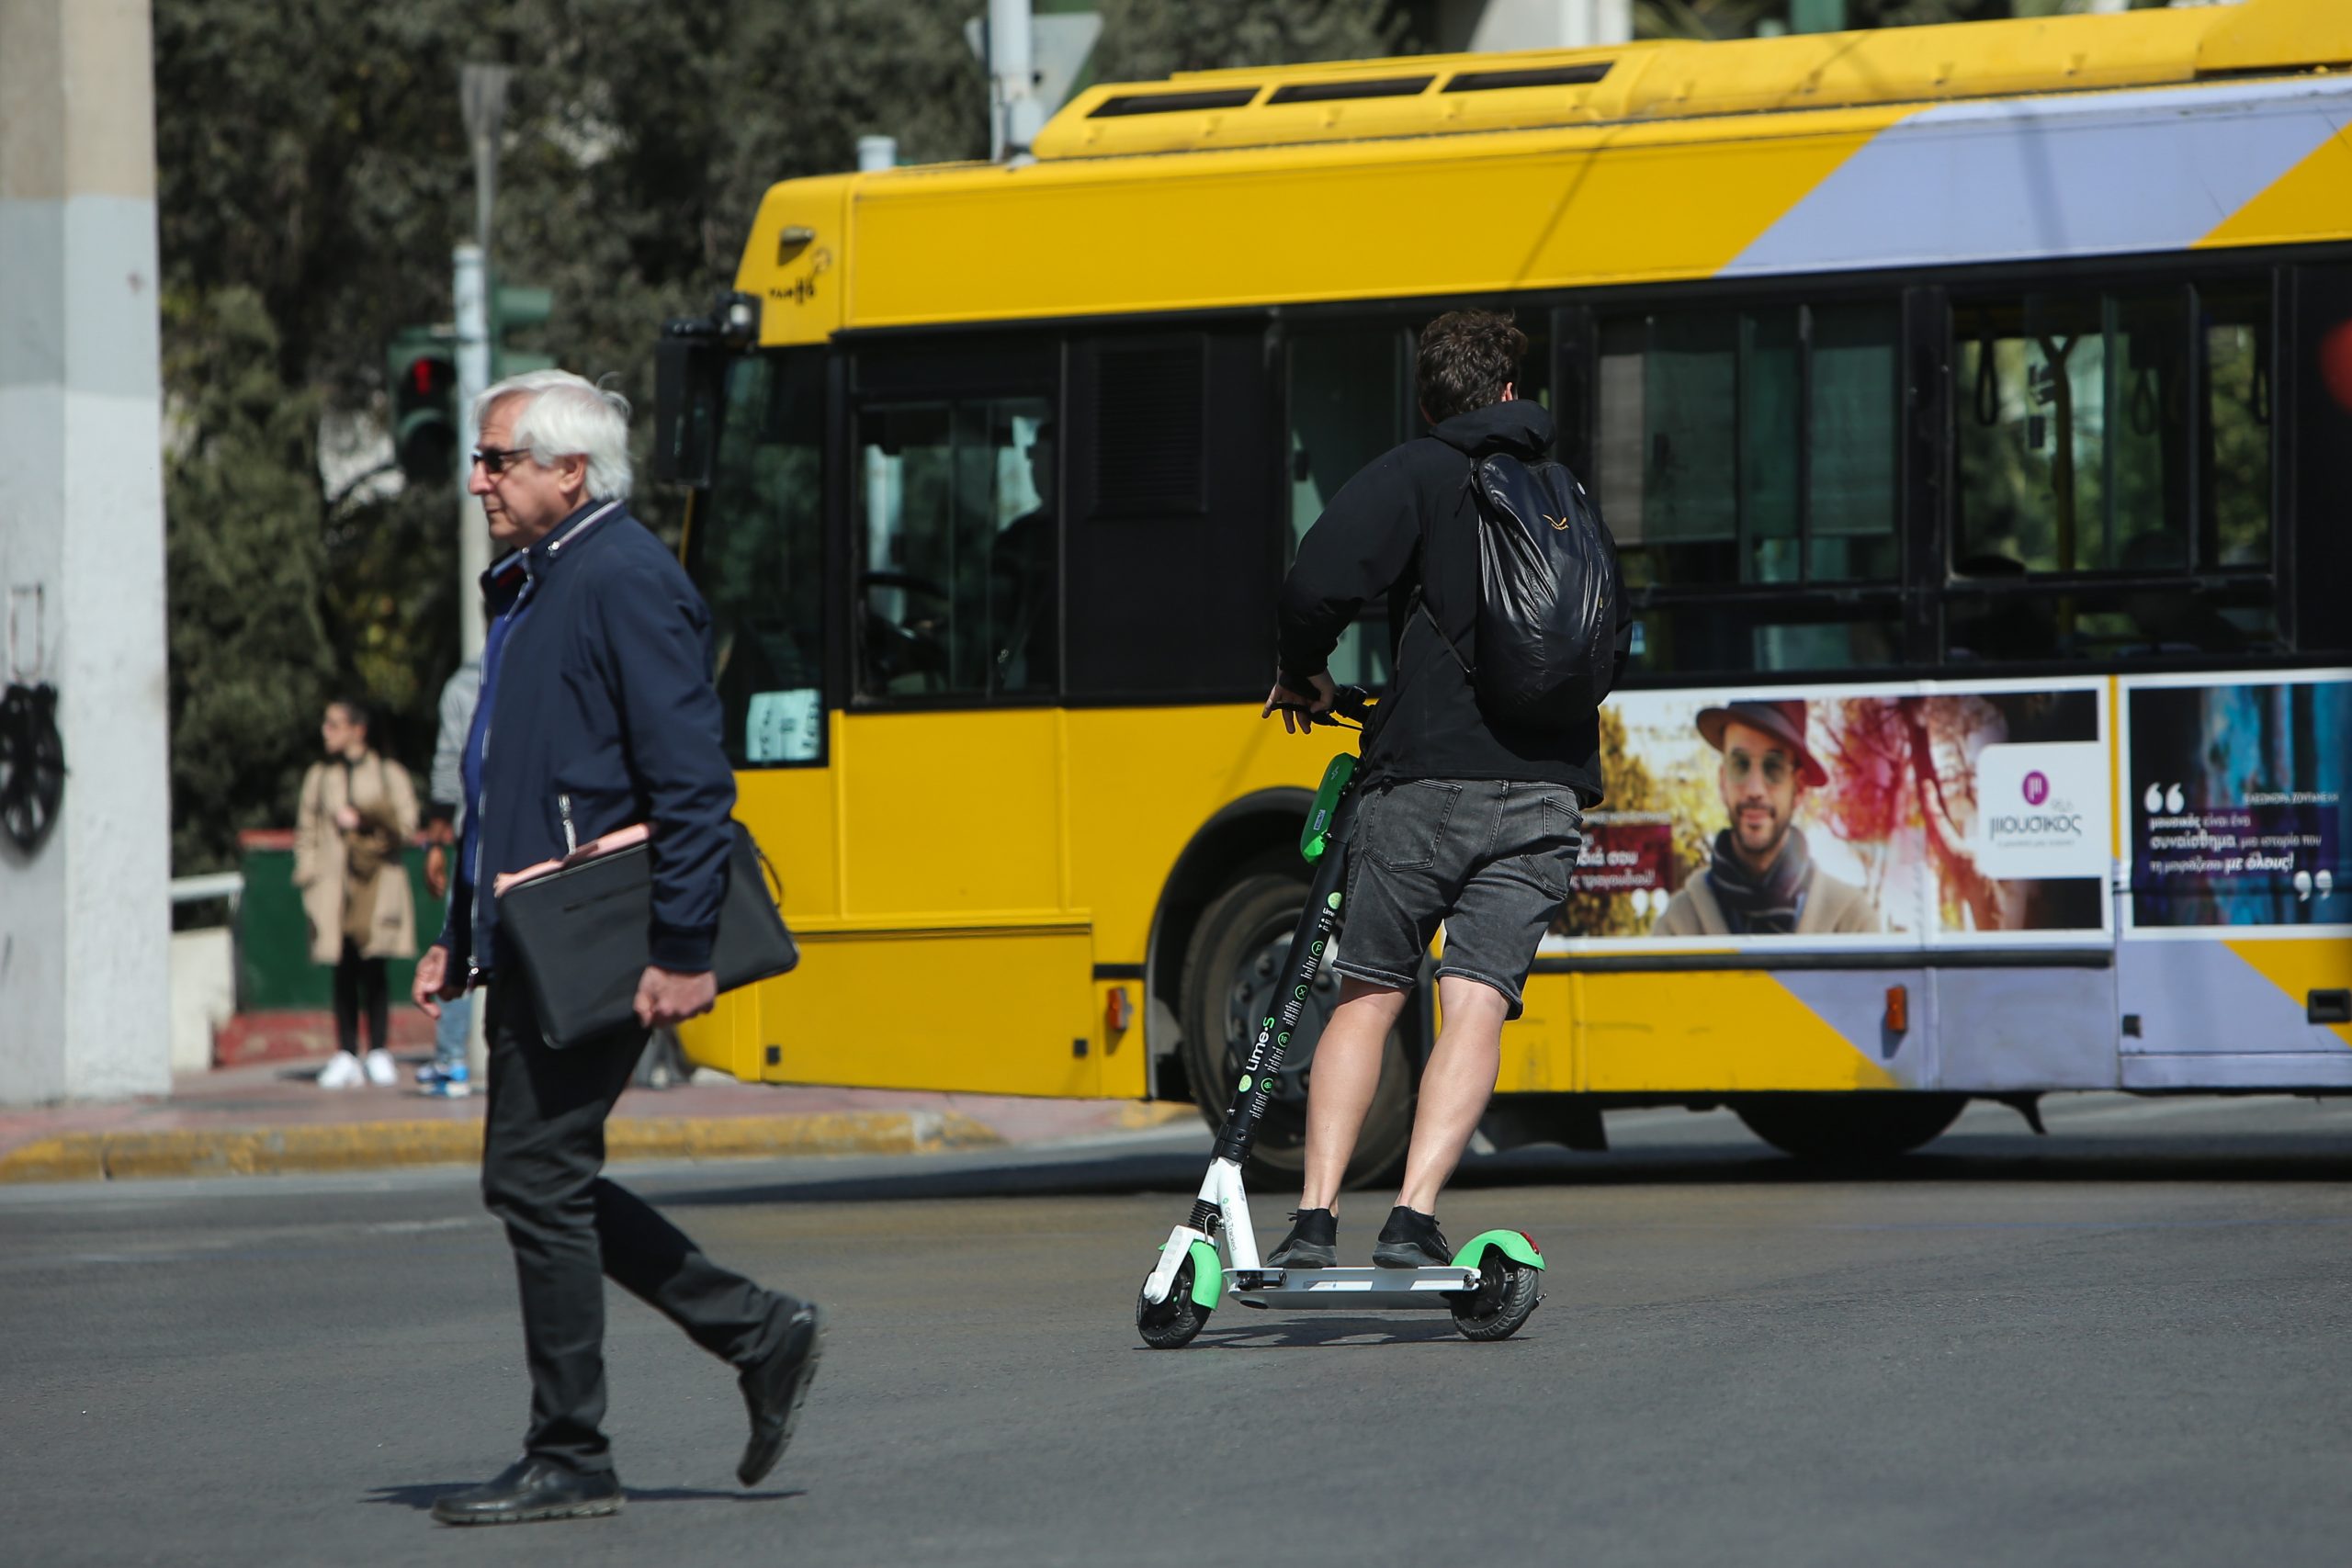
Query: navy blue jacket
439 498 736 979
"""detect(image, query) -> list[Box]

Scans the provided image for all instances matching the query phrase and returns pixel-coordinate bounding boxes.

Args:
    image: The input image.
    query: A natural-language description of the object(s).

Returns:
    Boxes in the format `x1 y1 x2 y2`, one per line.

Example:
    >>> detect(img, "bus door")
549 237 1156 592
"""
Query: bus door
790 337 1102 1097
682 347 841 1083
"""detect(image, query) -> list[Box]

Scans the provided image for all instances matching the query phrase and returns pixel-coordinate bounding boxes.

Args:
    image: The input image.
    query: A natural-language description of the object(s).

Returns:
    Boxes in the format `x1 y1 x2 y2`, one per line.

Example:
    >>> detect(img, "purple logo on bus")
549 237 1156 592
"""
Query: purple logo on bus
2022 771 2050 807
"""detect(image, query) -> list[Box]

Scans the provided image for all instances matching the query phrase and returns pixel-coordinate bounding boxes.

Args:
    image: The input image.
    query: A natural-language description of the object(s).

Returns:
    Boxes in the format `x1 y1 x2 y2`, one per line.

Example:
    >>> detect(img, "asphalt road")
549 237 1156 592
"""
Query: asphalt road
3 1094 2349 1568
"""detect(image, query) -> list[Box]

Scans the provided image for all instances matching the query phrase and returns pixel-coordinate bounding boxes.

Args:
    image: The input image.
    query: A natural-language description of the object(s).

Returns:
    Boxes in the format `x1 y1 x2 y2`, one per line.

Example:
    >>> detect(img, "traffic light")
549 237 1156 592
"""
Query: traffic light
492 279 555 378
387 327 459 483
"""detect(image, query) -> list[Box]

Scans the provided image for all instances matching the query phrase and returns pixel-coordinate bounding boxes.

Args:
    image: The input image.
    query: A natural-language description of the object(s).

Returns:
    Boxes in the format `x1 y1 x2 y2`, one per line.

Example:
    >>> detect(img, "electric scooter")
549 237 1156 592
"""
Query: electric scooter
1135 685 1547 1348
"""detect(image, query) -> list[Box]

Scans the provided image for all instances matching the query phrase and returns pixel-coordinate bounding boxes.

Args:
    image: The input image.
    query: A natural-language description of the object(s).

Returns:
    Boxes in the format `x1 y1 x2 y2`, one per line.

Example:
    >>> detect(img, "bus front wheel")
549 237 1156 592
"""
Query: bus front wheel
1180 868 1415 1190
1731 1092 1967 1162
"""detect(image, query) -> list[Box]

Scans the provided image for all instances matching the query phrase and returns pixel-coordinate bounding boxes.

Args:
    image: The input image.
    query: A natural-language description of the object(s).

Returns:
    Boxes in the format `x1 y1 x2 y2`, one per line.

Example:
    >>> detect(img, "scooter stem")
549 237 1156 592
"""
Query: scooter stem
1210 788 1357 1168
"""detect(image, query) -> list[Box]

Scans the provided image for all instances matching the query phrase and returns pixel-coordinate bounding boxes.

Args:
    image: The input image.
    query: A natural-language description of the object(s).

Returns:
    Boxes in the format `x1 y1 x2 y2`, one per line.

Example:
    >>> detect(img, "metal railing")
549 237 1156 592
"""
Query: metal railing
168 871 244 908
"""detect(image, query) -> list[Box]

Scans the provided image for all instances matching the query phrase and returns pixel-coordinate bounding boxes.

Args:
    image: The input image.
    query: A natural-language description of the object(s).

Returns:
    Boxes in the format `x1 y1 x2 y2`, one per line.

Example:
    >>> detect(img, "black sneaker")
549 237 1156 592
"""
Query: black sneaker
1371 1206 1453 1269
1265 1208 1338 1269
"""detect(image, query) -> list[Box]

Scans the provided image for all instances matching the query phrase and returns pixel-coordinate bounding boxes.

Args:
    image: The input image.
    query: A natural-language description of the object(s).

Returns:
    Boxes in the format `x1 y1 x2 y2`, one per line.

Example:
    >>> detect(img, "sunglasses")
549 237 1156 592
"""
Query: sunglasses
1724 750 1793 786
471 446 534 476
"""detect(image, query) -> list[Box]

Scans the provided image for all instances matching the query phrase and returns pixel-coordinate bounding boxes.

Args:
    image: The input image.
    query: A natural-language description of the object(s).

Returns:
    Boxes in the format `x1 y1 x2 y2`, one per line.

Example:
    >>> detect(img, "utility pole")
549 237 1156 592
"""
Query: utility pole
1463 0 1632 51
989 0 1041 163
454 64 510 1084
456 63 510 666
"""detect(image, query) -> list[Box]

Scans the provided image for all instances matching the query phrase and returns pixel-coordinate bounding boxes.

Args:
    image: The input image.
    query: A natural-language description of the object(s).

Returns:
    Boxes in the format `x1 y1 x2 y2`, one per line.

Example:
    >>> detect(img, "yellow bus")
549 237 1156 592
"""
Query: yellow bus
658 0 2352 1179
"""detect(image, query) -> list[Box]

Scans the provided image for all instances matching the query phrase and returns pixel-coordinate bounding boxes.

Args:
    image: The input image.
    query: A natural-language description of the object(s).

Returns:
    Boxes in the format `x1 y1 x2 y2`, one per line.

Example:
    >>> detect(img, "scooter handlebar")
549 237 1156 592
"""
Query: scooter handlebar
1325 684 1374 724
1270 683 1374 728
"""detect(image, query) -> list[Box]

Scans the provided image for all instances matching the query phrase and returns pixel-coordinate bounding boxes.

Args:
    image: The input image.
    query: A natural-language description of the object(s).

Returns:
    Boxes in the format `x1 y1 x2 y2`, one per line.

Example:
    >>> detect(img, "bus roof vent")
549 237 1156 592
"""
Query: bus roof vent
1443 62 1612 92
1266 75 1435 105
1092 339 1206 517
1090 87 1260 118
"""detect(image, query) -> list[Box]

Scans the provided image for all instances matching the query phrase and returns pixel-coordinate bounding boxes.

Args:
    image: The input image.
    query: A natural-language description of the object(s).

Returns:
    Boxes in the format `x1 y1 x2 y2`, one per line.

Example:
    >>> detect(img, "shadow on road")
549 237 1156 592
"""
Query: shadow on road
366 1481 800 1512
1452 1137 2352 1190
1186 1314 1498 1349
660 1148 1210 1211
652 1131 2351 1212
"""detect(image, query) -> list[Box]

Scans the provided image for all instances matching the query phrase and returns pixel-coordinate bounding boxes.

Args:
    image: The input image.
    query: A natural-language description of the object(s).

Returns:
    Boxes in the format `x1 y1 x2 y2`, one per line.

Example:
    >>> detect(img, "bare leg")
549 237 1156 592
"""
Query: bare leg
1296 979 1409 1214
1395 976 1510 1215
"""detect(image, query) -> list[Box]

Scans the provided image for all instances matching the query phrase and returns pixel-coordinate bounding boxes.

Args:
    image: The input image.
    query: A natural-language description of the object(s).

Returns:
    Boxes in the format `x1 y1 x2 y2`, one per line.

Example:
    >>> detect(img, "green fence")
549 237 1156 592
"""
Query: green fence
234 834 447 1010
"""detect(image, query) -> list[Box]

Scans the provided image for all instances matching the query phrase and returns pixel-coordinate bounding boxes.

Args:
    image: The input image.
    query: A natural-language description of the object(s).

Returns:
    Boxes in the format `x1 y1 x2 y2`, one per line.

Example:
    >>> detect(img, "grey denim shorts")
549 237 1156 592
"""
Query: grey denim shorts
1331 777 1585 1021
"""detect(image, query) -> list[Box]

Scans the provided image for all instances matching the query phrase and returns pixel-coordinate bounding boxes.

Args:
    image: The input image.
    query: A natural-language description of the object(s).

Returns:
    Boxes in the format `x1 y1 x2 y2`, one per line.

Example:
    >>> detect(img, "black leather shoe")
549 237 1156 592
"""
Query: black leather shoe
738 1299 825 1486
430 1457 623 1526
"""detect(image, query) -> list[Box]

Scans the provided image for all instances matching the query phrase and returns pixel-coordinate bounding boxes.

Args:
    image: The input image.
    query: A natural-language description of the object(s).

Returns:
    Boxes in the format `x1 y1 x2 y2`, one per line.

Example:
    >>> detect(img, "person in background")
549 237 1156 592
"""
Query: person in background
295 698 419 1089
418 658 481 1098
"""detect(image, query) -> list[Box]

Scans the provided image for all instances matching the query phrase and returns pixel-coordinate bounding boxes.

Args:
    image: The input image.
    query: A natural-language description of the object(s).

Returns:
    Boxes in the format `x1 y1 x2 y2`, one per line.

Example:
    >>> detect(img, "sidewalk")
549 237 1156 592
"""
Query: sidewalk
0 1052 1195 1184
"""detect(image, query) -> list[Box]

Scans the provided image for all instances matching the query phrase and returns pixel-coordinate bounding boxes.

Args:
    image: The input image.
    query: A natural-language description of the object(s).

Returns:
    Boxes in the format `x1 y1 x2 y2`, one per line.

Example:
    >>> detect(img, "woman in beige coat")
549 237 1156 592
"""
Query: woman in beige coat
294 699 420 1088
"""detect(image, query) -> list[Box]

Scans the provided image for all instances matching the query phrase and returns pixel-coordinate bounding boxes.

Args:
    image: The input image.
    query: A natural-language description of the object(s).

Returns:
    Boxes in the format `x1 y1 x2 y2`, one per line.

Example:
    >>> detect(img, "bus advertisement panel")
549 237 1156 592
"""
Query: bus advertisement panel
1557 679 2110 948
2121 672 2352 935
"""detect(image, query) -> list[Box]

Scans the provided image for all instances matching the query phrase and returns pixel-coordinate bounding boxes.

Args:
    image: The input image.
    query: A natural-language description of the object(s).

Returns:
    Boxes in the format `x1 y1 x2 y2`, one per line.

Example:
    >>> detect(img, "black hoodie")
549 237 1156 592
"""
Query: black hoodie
1276 400 1630 806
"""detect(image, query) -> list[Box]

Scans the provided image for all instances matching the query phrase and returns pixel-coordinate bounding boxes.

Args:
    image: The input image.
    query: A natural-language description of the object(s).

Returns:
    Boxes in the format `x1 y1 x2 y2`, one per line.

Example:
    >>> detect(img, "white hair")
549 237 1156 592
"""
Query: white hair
475 369 633 501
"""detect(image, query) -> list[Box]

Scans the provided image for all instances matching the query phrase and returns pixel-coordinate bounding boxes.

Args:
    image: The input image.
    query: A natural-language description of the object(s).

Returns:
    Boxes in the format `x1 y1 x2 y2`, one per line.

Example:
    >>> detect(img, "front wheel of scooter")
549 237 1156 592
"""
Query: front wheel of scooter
1450 1259 1542 1342
1136 1258 1211 1349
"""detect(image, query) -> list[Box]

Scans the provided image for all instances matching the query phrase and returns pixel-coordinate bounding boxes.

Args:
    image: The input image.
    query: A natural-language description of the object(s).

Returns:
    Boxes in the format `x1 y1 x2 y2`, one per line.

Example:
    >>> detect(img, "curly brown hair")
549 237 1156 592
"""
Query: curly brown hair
1416 310 1527 424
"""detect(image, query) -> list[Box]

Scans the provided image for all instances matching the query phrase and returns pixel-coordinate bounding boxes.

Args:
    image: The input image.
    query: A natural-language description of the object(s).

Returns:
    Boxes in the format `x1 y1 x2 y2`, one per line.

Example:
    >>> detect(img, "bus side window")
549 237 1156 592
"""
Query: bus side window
855 396 1056 703
1283 312 1555 688
1594 301 1902 677
1286 324 1411 688
1948 281 2278 664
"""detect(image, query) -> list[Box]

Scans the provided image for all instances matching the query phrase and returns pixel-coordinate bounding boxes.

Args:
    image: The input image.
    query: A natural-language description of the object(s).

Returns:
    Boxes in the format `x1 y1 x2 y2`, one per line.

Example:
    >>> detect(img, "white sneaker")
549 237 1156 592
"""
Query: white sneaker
363 1049 398 1086
319 1051 365 1089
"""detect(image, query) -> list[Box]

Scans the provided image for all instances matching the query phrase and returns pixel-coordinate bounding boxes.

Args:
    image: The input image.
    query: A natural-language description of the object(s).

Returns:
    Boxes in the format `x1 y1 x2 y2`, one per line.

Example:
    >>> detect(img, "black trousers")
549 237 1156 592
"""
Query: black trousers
331 939 388 1056
481 984 788 1473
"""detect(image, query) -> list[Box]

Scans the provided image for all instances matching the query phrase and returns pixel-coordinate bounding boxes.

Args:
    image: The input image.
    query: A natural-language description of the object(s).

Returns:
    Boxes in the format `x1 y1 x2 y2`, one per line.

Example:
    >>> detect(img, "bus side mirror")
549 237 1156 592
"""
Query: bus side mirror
653 329 725 489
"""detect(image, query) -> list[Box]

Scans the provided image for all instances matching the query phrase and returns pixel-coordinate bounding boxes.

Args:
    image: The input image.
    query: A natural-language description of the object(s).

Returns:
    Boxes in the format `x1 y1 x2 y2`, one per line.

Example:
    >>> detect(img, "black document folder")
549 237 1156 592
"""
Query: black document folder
496 821 798 1049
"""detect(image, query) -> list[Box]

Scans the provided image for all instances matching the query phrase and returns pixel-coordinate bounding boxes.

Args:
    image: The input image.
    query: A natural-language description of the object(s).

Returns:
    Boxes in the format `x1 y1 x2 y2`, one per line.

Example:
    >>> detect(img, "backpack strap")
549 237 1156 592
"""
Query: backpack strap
1411 589 1473 677
1410 453 1485 678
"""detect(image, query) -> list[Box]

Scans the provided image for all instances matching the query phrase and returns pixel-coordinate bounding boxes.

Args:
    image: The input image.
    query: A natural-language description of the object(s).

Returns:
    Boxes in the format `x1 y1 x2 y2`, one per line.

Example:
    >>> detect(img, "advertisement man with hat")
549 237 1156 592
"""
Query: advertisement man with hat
1652 699 1883 937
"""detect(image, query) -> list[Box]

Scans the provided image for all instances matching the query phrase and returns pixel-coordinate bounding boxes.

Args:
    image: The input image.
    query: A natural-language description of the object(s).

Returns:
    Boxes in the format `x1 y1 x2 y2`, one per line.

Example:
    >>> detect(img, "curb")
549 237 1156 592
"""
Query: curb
0 1110 1003 1185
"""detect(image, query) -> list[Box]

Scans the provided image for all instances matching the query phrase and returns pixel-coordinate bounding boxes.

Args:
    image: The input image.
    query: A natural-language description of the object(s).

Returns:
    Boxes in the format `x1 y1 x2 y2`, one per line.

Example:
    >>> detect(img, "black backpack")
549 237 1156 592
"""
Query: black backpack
1421 452 1623 726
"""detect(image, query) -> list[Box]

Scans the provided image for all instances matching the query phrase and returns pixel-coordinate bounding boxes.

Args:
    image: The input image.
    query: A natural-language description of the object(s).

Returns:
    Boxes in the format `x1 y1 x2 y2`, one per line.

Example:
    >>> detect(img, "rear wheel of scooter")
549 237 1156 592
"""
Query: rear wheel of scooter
1182 867 1415 1190
1450 1258 1542 1342
1136 1258 1210 1349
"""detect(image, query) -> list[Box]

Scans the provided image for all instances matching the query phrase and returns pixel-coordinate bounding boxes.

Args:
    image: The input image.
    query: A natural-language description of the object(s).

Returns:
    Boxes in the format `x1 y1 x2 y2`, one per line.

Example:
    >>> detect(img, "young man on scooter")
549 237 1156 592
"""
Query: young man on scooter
1261 310 1629 1269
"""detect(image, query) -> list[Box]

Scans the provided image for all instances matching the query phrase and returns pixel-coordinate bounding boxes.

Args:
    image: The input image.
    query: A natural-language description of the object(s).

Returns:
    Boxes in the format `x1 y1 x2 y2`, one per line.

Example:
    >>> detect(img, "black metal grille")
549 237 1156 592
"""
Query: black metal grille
1266 76 1435 105
1090 88 1260 118
1444 62 1613 93
1093 341 1206 517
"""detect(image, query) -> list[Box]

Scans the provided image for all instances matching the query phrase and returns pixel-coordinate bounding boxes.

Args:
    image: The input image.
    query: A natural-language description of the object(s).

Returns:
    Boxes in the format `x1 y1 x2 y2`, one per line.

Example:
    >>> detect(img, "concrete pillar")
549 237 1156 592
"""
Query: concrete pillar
0 0 171 1103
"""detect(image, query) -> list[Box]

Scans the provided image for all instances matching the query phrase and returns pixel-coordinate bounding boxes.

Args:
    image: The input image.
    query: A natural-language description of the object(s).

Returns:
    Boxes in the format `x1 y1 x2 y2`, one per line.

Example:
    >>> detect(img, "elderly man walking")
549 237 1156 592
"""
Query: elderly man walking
412 370 821 1526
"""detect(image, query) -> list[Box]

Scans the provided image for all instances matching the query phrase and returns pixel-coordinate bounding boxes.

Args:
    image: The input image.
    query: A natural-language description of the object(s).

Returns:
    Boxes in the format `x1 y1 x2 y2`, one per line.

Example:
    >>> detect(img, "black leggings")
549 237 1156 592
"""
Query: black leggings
334 939 390 1056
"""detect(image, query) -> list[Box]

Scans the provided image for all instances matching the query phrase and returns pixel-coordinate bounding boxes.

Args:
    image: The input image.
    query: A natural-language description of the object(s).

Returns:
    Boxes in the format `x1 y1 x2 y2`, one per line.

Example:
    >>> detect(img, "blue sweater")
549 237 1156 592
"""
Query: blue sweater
441 498 736 979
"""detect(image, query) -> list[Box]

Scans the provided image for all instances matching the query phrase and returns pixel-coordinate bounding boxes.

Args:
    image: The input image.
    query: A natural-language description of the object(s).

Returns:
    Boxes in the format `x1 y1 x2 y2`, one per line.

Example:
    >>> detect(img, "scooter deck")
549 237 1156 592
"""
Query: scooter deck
1228 1265 1481 1311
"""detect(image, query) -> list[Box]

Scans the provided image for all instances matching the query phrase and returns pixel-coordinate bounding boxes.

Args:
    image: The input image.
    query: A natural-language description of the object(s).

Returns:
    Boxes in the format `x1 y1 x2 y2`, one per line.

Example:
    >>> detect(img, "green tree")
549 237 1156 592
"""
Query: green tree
1094 0 1402 78
151 0 990 867
162 287 334 874
1636 0 2177 39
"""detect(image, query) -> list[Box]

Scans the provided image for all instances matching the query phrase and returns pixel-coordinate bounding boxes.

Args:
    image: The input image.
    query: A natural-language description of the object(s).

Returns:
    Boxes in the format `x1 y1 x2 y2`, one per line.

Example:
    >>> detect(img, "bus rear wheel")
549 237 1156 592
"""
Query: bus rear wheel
1731 1092 1967 1162
1181 868 1415 1190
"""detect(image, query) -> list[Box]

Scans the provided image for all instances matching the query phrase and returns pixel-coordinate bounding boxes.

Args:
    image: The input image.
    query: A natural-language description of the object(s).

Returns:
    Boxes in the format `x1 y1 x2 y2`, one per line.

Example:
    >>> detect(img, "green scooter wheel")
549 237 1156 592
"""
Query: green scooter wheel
1136 1258 1211 1349
1450 1258 1541 1342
